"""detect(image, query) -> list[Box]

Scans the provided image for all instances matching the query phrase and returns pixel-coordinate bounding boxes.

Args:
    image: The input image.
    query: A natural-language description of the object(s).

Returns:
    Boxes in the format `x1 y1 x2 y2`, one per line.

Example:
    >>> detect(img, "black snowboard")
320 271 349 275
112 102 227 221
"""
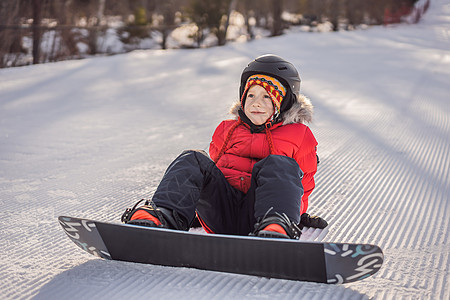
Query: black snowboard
59 216 383 284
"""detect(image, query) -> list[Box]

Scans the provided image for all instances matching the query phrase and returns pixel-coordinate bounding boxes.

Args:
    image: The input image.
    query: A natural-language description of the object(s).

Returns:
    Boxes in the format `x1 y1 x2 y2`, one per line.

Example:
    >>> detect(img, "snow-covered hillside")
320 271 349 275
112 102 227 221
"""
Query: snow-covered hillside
0 0 448 299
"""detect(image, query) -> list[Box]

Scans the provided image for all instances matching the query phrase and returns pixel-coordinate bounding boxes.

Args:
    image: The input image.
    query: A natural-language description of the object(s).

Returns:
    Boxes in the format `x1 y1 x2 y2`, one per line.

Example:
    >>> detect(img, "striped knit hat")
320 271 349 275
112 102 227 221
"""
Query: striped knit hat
241 74 287 119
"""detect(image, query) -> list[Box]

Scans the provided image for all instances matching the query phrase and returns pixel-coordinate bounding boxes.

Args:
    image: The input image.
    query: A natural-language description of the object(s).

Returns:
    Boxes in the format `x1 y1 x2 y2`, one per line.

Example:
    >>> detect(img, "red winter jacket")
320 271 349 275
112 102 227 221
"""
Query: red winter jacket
209 95 317 214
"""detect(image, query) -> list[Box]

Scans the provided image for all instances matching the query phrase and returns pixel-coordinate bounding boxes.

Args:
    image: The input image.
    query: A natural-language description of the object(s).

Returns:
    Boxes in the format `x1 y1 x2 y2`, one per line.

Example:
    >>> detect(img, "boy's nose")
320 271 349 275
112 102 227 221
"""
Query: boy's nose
254 96 263 105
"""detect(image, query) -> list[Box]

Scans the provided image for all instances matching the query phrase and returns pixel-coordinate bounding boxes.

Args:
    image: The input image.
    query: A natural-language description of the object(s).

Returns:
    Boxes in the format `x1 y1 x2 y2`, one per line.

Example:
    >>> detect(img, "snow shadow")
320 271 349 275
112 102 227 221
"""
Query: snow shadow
33 259 369 300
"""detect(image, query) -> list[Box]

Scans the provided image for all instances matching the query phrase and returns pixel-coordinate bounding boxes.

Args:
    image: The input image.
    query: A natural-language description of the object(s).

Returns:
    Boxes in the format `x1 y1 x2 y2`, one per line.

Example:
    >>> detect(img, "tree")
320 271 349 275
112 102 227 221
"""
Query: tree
32 0 43 64
0 0 30 67
270 0 283 36
328 0 342 31
154 0 179 49
187 0 231 47
343 0 366 28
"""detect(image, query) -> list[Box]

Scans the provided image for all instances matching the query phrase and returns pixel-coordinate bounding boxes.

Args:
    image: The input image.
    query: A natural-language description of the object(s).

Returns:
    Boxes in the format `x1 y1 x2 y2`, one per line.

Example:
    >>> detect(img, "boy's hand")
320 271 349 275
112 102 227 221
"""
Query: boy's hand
300 213 328 229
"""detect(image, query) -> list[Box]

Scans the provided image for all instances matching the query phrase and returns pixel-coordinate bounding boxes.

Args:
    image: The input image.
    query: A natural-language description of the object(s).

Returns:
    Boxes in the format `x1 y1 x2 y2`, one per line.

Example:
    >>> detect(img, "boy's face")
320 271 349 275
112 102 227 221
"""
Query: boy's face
244 85 275 126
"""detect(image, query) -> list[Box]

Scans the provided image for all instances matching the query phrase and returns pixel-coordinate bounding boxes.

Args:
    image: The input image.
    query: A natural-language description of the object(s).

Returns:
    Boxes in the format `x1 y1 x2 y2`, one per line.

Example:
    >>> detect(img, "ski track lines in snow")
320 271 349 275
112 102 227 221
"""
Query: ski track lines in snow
310 57 449 299
1 1 450 299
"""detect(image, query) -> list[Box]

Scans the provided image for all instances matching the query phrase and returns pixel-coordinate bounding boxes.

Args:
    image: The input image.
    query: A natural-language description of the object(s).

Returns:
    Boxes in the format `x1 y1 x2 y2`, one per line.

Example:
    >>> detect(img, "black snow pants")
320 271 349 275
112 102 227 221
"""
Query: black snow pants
152 150 304 235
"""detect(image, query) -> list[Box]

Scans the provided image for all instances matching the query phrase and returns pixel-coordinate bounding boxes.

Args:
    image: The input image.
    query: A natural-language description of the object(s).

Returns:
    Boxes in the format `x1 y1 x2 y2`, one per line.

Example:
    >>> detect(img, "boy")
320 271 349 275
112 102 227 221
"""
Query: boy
122 54 327 239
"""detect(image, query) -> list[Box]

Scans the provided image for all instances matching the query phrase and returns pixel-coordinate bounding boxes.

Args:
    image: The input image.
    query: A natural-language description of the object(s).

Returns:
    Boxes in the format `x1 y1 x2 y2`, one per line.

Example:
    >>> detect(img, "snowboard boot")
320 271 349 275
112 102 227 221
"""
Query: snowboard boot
300 213 328 229
252 212 302 239
121 199 188 231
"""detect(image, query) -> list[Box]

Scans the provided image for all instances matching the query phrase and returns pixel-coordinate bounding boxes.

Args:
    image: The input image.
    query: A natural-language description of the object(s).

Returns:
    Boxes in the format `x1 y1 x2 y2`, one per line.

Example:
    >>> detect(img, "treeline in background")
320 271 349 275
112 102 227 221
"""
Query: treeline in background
0 0 429 68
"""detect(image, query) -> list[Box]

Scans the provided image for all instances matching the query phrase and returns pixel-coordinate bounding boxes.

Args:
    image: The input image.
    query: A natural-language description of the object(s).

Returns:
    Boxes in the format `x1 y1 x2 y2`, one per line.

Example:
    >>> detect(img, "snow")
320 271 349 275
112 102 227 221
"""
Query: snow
0 0 449 299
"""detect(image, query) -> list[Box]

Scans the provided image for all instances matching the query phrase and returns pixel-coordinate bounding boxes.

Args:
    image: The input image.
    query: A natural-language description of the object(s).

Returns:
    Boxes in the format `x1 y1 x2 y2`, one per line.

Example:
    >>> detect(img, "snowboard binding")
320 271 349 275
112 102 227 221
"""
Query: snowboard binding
252 211 302 239
121 199 188 231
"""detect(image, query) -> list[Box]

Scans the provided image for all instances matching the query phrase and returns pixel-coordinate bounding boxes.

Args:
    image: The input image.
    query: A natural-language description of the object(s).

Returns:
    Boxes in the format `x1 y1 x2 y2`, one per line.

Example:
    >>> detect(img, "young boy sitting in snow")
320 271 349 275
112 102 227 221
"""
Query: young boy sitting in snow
121 54 327 239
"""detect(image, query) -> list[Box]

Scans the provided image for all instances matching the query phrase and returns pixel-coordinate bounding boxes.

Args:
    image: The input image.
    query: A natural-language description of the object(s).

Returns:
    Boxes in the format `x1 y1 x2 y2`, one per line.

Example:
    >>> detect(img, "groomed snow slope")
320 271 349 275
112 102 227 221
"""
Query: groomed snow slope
0 1 449 299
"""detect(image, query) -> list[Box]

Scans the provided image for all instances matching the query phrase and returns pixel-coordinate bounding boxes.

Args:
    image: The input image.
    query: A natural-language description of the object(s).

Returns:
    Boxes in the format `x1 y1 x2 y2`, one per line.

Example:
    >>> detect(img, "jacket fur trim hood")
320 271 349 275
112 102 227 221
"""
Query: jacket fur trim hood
229 94 314 125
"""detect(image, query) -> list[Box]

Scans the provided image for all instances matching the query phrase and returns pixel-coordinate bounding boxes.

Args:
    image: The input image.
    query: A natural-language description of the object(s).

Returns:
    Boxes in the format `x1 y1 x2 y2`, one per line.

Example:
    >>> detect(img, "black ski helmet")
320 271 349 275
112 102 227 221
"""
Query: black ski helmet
239 54 301 114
